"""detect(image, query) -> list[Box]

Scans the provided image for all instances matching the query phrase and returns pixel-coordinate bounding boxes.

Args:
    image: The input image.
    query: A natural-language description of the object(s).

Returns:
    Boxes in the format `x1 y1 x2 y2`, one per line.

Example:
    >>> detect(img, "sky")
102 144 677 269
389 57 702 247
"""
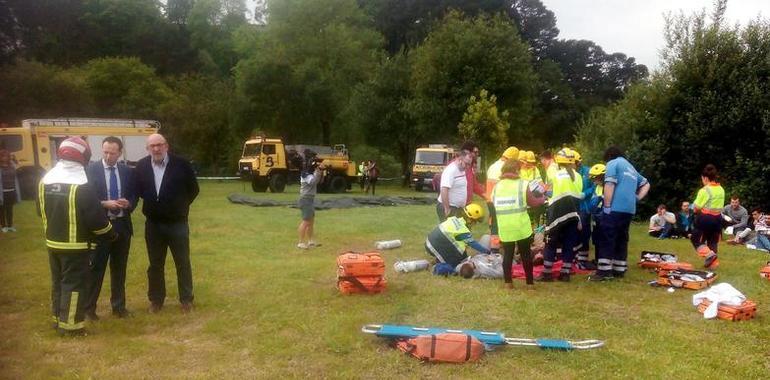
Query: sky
541 0 769 71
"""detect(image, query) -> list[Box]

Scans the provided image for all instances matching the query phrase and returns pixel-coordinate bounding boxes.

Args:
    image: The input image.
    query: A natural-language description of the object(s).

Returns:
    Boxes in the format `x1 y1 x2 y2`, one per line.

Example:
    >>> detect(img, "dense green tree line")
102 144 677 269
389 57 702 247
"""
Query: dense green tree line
2 0 648 177
577 1 770 213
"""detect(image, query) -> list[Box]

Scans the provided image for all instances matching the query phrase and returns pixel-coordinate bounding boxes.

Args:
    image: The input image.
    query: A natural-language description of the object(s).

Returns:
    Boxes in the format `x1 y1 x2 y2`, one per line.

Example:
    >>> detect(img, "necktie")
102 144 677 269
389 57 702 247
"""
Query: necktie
109 166 119 215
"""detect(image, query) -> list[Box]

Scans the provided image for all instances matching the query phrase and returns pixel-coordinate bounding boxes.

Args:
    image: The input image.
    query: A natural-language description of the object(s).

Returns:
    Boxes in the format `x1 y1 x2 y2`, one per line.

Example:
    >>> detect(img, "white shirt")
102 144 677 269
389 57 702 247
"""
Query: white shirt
102 159 123 217
437 160 467 208
649 211 675 230
152 154 168 197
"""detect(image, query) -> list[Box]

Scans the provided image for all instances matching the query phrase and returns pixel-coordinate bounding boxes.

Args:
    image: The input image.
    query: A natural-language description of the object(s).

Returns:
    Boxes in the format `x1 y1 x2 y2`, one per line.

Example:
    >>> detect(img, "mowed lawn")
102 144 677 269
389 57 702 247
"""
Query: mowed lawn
1 181 769 379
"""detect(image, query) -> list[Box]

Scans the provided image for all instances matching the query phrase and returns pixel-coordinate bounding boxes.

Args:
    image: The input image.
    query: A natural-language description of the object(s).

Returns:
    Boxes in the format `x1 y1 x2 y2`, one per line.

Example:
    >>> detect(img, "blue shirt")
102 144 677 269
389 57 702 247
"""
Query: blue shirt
604 157 648 215
577 164 595 214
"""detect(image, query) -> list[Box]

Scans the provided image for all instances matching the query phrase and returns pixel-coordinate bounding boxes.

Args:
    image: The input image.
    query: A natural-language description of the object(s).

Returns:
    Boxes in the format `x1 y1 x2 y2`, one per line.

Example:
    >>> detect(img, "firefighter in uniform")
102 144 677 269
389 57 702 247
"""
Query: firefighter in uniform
39 137 117 336
425 203 489 267
538 148 583 282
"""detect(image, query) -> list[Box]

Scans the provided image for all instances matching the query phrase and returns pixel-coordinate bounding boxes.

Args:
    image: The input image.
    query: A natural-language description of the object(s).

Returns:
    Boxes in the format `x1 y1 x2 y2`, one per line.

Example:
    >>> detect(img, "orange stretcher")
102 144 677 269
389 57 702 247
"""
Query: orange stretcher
696 300 757 321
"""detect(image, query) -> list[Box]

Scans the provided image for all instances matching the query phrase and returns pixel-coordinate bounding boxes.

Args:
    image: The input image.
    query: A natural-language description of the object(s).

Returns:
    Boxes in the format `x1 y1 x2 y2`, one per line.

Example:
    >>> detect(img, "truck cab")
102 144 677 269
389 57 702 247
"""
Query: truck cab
410 145 456 191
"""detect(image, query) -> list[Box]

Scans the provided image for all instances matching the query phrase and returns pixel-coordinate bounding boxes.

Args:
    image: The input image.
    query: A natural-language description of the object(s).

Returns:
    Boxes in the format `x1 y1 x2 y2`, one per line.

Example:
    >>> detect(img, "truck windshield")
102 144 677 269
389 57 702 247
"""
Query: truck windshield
243 143 261 157
415 151 447 165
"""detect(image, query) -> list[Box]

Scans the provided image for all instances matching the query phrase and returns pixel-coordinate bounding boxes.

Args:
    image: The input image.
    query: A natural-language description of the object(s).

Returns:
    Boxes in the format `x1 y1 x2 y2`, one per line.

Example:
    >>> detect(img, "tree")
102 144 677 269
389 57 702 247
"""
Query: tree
358 0 508 54
83 57 171 117
506 0 559 58
160 74 239 174
166 0 195 24
0 60 93 123
408 11 536 146
458 89 510 167
234 0 382 144
188 0 248 76
0 0 22 64
576 1 770 213
340 51 416 184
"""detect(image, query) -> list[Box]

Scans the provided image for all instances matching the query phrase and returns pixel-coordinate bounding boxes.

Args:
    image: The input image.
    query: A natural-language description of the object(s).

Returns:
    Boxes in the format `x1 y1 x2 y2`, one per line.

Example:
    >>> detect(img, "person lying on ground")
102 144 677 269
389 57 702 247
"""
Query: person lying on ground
456 253 504 279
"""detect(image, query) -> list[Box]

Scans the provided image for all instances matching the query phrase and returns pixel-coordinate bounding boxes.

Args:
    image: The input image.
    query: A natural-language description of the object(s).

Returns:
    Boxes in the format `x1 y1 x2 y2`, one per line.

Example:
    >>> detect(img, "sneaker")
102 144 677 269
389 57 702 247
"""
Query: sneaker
576 261 596 271
296 242 309 249
534 273 553 282
747 244 757 250
588 273 614 282
112 309 133 318
307 241 321 247
704 254 719 269
557 273 571 282
1 227 7 233
7 227 16 232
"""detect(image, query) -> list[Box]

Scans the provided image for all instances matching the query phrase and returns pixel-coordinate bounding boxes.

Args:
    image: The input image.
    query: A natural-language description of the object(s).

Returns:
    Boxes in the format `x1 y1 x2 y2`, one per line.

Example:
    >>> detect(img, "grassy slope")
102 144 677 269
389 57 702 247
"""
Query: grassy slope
1 181 769 379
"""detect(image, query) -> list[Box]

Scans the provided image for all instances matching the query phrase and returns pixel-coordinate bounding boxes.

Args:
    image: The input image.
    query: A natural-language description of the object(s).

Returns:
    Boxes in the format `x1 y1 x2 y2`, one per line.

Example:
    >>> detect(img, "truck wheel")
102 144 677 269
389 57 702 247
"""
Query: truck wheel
251 177 268 192
329 175 347 193
415 183 423 192
269 173 287 193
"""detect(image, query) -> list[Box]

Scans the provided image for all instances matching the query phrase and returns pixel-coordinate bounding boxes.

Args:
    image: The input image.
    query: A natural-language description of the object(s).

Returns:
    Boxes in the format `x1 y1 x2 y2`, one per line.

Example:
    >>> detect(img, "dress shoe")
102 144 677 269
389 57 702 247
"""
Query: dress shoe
112 309 133 318
612 271 626 279
84 311 100 321
534 273 553 282
148 303 163 314
180 303 193 314
557 273 571 282
588 273 614 282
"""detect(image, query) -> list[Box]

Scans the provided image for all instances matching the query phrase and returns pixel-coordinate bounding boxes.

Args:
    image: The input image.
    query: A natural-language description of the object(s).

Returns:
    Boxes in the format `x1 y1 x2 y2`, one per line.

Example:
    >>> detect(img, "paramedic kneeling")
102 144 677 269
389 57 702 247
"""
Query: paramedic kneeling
425 204 489 267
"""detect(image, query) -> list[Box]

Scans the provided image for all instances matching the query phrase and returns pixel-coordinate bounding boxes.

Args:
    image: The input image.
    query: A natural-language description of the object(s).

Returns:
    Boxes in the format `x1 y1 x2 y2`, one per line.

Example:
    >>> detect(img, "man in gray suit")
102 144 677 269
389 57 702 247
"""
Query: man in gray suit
84 136 136 319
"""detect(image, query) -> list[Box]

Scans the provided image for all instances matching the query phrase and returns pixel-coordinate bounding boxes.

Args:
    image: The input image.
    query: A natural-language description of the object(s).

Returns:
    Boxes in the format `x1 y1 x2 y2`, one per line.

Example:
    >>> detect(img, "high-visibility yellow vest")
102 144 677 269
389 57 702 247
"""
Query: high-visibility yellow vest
694 183 724 216
437 216 471 253
545 162 559 185
520 167 542 182
492 178 532 242
551 168 583 201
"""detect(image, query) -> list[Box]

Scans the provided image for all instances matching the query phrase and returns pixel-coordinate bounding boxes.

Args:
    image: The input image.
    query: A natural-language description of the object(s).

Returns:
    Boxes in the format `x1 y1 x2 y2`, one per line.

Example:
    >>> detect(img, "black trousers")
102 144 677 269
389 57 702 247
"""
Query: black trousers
87 217 131 313
1 190 16 227
146 220 194 305
502 237 533 284
49 249 90 332
691 214 722 254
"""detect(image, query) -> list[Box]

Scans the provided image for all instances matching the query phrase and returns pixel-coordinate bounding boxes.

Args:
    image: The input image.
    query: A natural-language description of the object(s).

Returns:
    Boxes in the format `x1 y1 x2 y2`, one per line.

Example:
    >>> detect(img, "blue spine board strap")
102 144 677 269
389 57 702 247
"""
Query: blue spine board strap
375 324 506 346
535 339 573 350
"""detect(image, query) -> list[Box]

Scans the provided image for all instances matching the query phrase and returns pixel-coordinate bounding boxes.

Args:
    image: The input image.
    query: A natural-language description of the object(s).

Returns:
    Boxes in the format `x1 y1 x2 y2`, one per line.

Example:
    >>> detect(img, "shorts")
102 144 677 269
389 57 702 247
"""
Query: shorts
299 196 315 220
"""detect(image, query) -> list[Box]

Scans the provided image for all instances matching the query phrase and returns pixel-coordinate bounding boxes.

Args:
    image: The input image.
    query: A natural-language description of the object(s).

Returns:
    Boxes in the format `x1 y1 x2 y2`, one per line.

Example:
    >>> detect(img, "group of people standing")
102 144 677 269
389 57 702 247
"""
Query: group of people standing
357 160 380 195
40 134 198 336
424 142 652 287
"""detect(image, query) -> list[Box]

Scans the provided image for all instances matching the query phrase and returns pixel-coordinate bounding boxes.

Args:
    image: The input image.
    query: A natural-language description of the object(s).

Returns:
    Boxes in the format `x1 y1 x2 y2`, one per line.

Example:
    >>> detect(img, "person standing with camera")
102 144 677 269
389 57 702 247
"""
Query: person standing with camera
297 150 324 249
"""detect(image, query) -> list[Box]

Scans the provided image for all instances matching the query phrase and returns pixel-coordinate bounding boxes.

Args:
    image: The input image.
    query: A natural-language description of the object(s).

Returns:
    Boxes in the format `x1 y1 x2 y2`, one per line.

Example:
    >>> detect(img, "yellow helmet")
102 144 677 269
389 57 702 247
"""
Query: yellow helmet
589 163 606 177
519 150 536 164
463 203 484 221
502 146 519 160
555 148 575 164
572 150 582 162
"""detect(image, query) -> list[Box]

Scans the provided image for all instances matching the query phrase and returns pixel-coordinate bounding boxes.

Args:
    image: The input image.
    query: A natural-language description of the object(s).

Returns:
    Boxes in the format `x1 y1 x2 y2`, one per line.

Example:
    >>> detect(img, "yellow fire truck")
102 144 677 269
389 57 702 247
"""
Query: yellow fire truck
0 118 159 198
410 144 456 191
238 136 357 193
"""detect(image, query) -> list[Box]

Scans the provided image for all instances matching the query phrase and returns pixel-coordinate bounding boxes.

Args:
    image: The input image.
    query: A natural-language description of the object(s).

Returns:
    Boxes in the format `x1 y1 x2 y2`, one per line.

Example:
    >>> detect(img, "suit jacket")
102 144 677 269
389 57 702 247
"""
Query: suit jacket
86 160 137 235
134 153 199 223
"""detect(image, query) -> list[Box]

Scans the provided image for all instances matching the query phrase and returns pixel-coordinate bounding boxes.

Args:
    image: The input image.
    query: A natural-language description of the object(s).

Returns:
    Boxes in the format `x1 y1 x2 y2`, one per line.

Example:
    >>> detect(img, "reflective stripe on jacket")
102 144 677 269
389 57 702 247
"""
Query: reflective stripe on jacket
493 178 532 242
39 181 113 251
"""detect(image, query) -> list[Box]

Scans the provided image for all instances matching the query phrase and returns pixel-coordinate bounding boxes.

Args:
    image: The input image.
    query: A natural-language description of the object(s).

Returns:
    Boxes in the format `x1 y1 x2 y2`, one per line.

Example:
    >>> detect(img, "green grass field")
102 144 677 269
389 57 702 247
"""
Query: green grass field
1 181 769 379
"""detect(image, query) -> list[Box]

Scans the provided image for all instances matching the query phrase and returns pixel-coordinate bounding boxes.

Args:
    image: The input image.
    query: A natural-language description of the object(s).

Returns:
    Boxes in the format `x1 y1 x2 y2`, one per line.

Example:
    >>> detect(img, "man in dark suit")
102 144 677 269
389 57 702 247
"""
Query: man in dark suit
134 133 199 314
84 136 136 319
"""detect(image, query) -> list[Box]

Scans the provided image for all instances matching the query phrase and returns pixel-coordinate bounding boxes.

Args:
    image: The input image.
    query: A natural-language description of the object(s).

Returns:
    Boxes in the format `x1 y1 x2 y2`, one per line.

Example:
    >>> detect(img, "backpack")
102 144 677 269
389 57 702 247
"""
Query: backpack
395 333 485 363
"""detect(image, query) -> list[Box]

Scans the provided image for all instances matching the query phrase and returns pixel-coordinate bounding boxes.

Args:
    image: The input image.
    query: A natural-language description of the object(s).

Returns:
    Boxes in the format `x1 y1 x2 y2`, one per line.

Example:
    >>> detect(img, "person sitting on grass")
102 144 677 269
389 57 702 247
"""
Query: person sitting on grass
425 203 489 268
673 201 694 239
745 208 770 251
649 204 676 239
722 194 749 236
